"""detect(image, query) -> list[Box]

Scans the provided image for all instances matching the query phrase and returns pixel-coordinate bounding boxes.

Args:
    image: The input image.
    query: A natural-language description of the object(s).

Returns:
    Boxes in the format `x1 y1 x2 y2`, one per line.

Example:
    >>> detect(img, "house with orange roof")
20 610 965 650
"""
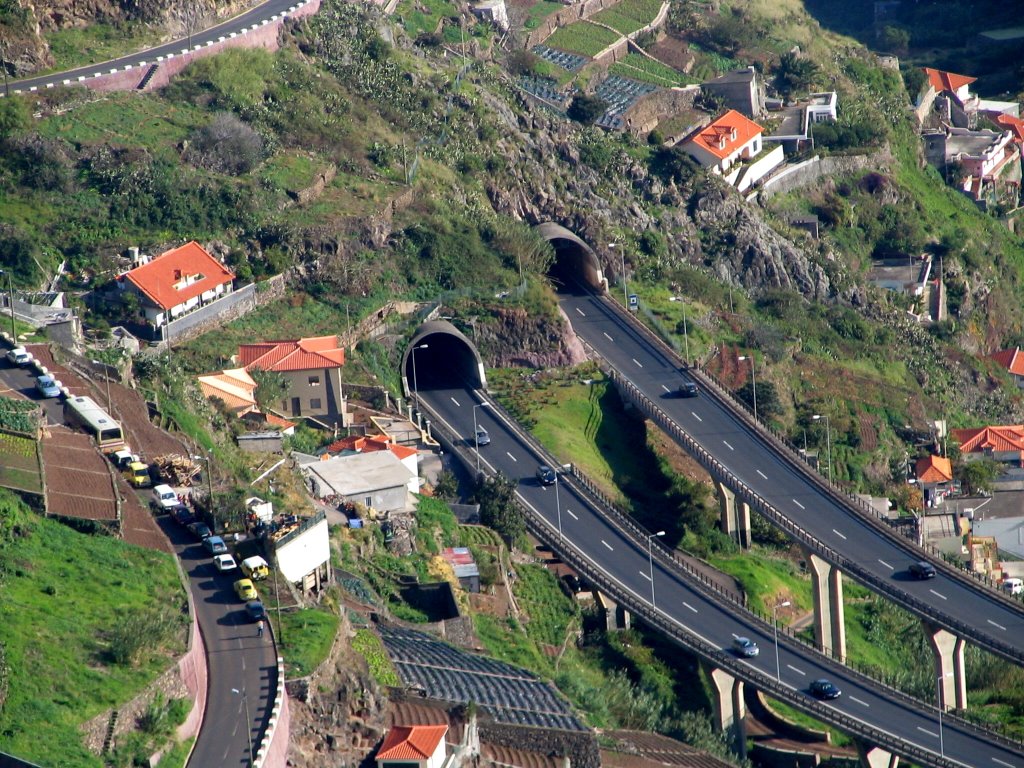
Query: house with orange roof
323 433 419 478
119 241 234 331
376 724 448 768
993 114 1024 148
197 368 258 416
988 347 1024 388
238 336 346 424
923 67 976 103
951 425 1024 466
680 109 783 190
915 455 954 508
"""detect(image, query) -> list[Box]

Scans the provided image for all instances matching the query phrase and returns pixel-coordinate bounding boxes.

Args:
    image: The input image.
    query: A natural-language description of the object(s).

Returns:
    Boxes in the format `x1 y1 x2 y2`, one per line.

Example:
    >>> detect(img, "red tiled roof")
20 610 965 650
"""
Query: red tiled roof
923 67 976 95
265 413 297 430
989 347 1024 376
685 109 763 161
240 335 345 372
915 455 953 483
377 725 448 761
123 241 234 312
995 114 1024 145
952 425 1024 454
325 434 417 460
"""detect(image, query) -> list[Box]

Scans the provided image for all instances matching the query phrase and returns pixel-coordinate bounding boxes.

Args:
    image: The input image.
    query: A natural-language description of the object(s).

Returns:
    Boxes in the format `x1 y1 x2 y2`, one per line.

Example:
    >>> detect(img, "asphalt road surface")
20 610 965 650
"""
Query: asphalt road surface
6 0 306 94
0 356 65 424
556 286 1024 664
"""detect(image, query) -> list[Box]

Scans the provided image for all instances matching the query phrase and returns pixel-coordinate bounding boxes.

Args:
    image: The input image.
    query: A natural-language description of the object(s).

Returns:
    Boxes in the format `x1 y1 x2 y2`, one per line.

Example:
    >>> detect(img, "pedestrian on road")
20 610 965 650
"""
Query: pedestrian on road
257 620 264 638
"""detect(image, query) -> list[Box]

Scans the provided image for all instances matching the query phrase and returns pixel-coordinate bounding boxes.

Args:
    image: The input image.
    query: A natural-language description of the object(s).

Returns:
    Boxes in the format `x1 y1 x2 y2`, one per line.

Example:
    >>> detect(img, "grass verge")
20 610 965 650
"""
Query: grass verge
273 606 340 678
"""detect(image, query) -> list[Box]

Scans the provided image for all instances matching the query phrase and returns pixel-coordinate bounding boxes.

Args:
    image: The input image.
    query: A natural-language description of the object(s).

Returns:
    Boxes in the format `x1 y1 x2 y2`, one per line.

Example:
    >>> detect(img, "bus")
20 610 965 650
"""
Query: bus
62 395 125 452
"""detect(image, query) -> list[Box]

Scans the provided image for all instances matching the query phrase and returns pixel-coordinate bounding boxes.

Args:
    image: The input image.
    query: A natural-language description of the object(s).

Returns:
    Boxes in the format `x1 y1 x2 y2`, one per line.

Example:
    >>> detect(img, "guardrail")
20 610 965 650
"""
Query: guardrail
253 655 287 767
419 394 1024 764
591 292 1024 660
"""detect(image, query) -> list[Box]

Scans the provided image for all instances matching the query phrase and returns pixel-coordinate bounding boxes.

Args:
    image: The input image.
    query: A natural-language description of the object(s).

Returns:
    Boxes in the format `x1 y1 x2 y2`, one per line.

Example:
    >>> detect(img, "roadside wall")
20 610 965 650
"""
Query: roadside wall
161 275 286 346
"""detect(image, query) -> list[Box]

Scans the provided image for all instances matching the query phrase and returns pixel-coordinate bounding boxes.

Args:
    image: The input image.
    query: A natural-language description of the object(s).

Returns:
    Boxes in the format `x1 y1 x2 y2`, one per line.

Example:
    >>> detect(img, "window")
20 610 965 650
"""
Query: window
310 398 322 410
365 497 372 507
308 375 320 386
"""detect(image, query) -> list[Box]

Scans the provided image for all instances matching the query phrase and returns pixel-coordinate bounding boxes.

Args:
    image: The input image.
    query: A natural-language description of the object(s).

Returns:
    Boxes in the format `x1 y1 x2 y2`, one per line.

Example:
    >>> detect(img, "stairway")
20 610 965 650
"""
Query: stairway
136 64 159 91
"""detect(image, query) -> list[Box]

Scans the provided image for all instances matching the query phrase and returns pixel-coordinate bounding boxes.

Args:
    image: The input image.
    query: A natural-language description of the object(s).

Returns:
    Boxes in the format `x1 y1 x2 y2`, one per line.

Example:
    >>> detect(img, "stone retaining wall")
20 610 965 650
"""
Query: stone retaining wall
759 148 890 199
524 0 627 50
477 722 600 768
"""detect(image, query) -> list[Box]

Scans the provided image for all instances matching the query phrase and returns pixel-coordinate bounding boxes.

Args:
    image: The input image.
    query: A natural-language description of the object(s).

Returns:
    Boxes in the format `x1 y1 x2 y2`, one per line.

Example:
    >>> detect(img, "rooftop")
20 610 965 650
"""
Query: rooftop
301 450 415 497
684 109 763 160
122 241 234 312
989 347 1024 376
377 725 449 761
923 67 976 94
239 335 345 372
916 455 953 484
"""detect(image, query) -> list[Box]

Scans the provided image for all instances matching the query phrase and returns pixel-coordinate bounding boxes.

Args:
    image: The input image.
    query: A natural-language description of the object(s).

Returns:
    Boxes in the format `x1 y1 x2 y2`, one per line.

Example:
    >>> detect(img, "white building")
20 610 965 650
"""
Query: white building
298 450 419 515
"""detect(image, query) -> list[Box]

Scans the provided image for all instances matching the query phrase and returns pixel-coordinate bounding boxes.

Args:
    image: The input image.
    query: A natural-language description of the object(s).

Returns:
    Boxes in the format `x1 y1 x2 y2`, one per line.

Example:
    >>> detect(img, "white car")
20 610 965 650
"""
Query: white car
6 347 31 366
213 554 237 573
151 484 179 512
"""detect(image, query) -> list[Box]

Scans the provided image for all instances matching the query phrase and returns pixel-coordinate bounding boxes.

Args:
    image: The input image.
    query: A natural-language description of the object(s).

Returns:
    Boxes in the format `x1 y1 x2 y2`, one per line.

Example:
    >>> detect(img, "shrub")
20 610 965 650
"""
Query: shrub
185 113 264 175
567 94 608 125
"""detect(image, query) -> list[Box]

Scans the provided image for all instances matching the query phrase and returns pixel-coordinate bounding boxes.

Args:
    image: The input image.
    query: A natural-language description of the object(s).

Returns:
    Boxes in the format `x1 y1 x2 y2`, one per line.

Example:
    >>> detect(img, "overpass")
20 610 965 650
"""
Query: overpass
404 325 1024 768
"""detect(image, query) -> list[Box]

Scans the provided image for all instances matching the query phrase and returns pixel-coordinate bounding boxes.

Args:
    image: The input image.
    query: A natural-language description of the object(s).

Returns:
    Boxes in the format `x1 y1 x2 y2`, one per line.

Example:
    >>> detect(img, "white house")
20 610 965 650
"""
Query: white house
806 91 838 124
377 725 448 768
298 450 419 515
681 109 765 174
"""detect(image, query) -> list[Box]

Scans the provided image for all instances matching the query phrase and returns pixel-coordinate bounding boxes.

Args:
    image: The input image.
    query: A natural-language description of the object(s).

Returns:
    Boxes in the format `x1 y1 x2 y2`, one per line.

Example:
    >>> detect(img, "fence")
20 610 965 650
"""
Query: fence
160 275 286 346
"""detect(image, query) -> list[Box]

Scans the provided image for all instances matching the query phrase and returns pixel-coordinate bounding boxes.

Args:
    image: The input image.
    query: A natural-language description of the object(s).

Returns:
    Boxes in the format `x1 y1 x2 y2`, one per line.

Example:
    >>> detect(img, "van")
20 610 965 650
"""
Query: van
151 484 179 512
1002 578 1023 596
241 555 270 581
124 461 152 488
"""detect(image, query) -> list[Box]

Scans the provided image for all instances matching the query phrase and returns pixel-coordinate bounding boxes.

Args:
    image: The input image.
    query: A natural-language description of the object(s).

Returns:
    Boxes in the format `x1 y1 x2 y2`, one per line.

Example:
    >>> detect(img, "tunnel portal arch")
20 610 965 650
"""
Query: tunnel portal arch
535 222 607 293
401 320 488 401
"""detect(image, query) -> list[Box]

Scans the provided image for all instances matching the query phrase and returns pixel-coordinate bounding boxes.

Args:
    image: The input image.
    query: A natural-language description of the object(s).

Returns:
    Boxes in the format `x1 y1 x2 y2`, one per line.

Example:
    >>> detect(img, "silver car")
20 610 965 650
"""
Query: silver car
732 636 759 658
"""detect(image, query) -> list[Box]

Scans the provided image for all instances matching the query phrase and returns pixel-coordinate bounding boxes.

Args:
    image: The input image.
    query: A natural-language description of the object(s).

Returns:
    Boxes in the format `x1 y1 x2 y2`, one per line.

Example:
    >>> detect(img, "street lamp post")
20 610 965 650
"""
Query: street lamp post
0 270 16 339
738 354 757 421
681 302 690 362
553 463 572 543
936 671 954 758
773 600 791 682
191 454 215 525
472 401 492 472
231 687 255 766
646 530 666 608
411 343 429 414
813 414 832 483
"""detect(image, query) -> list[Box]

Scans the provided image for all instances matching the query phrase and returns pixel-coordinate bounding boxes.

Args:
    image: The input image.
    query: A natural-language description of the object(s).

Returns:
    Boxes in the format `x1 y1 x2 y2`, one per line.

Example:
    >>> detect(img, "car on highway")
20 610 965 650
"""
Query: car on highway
188 521 212 540
675 382 699 398
732 637 759 658
6 347 31 367
246 600 266 621
536 464 557 485
909 561 936 580
234 578 258 601
475 426 490 446
809 679 841 700
203 535 227 555
213 554 237 573
34 374 60 398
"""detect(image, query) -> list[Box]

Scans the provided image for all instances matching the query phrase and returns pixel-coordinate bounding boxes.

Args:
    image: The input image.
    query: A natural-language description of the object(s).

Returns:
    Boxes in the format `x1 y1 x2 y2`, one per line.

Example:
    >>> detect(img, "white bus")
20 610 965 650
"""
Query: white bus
62 395 125 452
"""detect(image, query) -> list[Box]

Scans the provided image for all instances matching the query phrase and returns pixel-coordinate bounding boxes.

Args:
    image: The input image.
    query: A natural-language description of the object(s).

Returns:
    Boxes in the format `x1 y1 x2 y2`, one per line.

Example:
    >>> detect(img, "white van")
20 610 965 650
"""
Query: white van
1002 578 1023 596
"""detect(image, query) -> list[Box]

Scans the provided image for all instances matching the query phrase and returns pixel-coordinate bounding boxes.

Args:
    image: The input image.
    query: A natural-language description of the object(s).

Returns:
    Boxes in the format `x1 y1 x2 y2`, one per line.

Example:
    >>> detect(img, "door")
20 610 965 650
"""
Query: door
291 397 301 416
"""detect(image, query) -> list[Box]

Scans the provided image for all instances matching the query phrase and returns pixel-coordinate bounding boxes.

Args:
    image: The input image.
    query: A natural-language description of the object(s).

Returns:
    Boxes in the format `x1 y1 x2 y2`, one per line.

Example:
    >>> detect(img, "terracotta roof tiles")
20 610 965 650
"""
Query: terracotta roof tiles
240 336 345 372
377 725 448 762
989 347 1024 376
123 241 234 312
923 67 976 95
952 425 1024 454
915 455 953 483
685 109 763 161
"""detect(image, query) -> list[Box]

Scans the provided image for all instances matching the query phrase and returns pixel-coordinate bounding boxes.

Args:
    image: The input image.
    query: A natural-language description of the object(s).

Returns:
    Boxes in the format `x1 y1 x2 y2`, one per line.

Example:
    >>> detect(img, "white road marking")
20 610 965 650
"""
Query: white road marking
682 602 698 614
661 384 670 393
988 619 1007 631
575 307 586 316
640 570 651 581
879 559 893 570
832 529 847 540
917 726 938 738
632 358 643 368
506 452 517 462
792 499 805 510
929 589 947 600
722 440 735 451
691 411 702 422
603 332 614 341
786 664 805 676
566 509 578 520
848 695 870 708
756 469 768 479
602 540 614 551
992 759 1015 768
450 396 460 407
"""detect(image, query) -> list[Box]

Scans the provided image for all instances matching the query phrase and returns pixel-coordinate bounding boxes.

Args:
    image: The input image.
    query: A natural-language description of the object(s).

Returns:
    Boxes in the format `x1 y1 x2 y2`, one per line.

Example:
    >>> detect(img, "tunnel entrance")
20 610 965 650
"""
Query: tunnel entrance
535 222 606 294
401 320 488 400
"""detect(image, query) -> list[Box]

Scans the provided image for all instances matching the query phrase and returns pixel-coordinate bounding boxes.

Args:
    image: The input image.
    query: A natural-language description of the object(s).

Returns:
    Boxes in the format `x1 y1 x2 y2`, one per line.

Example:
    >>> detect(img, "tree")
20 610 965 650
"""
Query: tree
878 25 910 56
773 51 818 99
736 379 781 419
567 94 608 125
249 366 290 414
955 459 1002 496
0 97 27 142
472 472 524 545
432 469 459 501
185 113 264 175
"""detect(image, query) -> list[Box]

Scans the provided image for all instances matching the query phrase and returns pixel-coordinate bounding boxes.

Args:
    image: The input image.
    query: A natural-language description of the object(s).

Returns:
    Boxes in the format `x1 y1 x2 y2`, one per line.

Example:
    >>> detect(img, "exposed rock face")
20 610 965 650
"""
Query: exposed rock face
474 305 589 369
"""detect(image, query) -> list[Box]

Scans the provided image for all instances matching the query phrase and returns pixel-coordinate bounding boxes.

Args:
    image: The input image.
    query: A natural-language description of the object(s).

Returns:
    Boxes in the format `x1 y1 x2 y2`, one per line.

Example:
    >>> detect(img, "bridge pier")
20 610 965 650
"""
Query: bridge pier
925 624 967 711
716 482 751 549
705 666 747 761
594 590 631 631
805 551 846 660
855 741 900 768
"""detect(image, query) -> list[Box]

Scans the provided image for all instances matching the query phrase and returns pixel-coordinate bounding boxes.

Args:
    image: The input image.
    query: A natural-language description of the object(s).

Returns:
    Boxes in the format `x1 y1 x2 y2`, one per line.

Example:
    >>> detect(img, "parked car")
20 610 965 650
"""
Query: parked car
1002 577 1023 595
676 381 699 398
152 484 180 513
241 555 270 581
732 637 759 658
170 505 194 526
809 679 842 700
34 374 60 399
234 578 258 601
536 464 557 485
245 600 266 621
188 521 212 540
203 535 227 555
213 554 237 573
475 426 491 446
909 561 936 580
5 347 31 367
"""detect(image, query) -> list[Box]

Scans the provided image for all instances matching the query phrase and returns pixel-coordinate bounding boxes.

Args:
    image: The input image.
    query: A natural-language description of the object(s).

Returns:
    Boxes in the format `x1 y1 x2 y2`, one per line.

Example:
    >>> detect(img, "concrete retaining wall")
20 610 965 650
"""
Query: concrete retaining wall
759 149 890 198
161 274 286 346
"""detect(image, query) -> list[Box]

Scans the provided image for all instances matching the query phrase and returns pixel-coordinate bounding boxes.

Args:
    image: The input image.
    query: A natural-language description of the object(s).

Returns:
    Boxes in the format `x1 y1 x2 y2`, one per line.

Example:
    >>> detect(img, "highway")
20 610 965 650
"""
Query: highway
555 286 1024 663
5 0 308 94
416 374 1024 768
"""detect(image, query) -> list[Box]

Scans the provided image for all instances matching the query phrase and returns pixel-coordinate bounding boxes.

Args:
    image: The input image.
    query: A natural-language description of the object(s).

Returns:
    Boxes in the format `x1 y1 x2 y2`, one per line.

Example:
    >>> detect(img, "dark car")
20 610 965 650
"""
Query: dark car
187 521 212 540
732 637 759 658
246 600 266 622
676 382 699 398
809 679 842 700
536 465 557 486
909 561 936 580
170 505 195 526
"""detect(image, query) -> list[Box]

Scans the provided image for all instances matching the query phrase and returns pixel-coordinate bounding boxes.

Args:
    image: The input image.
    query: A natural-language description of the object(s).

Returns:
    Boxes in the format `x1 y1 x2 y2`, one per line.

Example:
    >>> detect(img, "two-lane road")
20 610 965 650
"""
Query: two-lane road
418 380 1024 767
558 287 1024 662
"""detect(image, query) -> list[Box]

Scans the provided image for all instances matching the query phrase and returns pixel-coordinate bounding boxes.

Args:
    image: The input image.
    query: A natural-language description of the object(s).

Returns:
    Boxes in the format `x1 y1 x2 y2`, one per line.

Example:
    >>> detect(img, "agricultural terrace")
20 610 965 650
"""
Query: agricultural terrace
0 398 43 494
545 22 621 57
609 53 692 86
592 0 665 36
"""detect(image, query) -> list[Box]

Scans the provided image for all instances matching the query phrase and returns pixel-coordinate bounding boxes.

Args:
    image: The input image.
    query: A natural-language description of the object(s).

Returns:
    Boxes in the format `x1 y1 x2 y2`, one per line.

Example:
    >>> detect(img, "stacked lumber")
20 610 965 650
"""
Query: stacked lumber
153 454 201 486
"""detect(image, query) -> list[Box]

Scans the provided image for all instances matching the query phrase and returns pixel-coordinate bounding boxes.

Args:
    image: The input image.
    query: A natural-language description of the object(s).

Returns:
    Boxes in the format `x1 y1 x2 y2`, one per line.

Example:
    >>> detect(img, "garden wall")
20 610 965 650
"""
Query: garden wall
160 274 286 346
524 0 629 50
758 148 890 199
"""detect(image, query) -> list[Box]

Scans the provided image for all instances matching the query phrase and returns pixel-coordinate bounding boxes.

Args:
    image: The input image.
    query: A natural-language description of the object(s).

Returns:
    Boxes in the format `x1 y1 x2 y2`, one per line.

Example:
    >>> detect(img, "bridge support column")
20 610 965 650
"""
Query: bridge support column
925 624 967 711
716 482 750 549
855 742 900 768
805 552 846 660
705 666 747 760
594 590 630 631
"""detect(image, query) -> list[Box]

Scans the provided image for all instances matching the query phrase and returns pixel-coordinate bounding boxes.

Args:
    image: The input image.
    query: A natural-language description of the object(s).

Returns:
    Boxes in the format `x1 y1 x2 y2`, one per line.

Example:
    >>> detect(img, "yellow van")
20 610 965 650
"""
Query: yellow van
241 556 270 581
